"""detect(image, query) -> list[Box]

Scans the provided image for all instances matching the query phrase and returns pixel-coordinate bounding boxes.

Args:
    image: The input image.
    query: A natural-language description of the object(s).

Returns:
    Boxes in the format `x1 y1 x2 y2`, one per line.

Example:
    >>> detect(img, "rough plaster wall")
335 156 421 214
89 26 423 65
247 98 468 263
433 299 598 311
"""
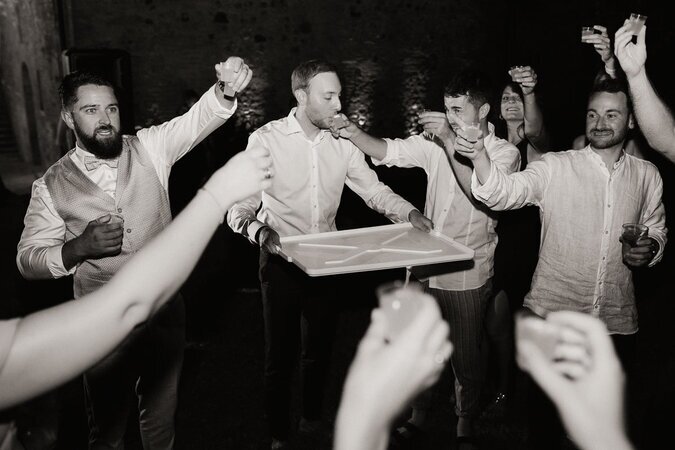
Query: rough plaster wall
0 0 63 166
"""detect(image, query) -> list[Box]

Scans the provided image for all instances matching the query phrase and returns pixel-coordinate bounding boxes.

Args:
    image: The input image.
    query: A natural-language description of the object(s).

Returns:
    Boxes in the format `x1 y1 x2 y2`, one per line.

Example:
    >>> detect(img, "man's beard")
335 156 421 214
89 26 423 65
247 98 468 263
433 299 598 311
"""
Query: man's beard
73 120 123 159
587 128 627 150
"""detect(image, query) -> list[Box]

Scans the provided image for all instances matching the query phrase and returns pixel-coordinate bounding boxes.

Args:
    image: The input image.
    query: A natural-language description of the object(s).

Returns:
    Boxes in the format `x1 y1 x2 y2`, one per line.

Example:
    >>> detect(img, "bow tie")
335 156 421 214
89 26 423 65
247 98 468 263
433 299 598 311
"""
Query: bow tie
84 156 119 171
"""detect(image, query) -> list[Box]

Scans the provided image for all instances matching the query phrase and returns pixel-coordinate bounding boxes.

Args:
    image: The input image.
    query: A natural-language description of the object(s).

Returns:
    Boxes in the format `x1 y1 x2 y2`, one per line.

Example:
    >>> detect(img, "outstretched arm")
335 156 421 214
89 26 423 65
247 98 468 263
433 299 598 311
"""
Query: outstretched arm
511 66 549 153
615 24 675 161
0 146 273 409
138 57 253 173
582 25 619 78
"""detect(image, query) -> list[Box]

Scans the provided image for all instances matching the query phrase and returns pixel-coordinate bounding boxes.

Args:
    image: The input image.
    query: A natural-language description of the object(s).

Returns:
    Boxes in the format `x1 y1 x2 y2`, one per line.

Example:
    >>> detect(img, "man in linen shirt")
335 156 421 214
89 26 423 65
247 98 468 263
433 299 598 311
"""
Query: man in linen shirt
467 77 665 449
338 69 520 445
16 59 252 449
227 59 431 449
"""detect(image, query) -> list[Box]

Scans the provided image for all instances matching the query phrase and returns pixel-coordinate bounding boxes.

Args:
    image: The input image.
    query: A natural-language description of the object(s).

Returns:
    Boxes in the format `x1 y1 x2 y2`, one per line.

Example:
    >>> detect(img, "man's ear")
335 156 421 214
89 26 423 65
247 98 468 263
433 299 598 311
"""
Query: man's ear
294 89 308 106
628 113 635 130
61 109 75 131
479 103 491 121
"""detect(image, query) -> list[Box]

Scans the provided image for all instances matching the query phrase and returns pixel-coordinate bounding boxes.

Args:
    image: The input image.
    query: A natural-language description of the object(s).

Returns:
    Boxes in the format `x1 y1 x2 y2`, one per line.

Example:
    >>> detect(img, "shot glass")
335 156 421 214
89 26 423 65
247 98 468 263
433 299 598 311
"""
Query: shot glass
508 66 523 81
627 13 647 35
463 122 481 142
581 26 595 39
330 113 348 130
376 281 425 342
417 108 435 140
218 59 238 97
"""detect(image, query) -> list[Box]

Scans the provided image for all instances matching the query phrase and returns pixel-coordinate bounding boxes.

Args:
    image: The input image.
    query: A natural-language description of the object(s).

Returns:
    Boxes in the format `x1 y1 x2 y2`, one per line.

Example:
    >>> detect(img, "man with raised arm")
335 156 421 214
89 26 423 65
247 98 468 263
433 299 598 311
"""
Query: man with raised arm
338 68 520 448
17 58 252 449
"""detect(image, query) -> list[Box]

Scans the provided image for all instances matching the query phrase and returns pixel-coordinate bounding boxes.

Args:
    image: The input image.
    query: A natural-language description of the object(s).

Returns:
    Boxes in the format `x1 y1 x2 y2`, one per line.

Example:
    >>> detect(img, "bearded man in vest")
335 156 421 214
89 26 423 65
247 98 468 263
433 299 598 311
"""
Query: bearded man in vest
16 58 252 449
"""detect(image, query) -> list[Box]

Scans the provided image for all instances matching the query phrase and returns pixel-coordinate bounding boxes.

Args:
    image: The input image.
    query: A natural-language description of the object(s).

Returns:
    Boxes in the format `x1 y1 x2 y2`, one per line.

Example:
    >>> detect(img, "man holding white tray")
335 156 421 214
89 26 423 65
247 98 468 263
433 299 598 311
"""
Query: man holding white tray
227 59 432 449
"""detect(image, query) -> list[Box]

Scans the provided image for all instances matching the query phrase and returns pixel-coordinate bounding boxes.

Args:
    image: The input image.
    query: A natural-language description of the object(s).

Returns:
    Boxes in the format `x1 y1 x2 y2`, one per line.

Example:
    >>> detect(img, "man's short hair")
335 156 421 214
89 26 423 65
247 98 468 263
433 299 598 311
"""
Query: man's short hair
444 69 493 109
589 76 632 112
59 71 115 109
291 60 339 92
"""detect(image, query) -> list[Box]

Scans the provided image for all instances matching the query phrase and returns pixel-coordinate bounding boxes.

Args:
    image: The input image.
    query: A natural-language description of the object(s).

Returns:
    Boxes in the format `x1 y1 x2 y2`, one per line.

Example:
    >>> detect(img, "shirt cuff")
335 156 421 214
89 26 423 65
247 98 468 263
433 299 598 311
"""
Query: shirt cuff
246 220 268 244
648 234 666 267
402 204 417 223
207 84 238 119
371 139 399 166
47 244 76 278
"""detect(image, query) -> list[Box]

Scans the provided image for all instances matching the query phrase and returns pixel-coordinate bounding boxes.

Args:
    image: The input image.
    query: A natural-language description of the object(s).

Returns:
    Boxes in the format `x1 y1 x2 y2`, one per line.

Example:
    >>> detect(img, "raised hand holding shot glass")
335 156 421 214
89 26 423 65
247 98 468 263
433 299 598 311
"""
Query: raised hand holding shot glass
627 13 647 36
418 108 435 140
620 223 657 267
215 57 252 99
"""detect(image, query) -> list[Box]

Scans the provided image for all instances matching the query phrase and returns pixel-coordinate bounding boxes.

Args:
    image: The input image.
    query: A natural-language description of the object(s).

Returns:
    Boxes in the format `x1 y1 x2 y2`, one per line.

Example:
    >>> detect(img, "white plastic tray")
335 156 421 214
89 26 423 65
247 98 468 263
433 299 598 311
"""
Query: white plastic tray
278 223 475 277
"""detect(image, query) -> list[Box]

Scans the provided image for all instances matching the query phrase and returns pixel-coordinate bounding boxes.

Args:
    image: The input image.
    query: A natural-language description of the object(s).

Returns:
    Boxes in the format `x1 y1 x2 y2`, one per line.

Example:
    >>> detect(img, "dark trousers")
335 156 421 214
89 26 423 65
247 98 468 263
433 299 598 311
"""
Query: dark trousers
525 330 636 450
83 296 185 450
259 251 337 441
413 280 492 418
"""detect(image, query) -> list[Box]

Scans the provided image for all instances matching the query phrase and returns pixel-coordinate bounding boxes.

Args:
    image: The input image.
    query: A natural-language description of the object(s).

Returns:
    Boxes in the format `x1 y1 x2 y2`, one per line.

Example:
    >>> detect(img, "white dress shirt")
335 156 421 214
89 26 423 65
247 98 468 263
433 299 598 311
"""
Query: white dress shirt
471 146 667 334
17 86 236 279
227 108 416 241
376 124 520 291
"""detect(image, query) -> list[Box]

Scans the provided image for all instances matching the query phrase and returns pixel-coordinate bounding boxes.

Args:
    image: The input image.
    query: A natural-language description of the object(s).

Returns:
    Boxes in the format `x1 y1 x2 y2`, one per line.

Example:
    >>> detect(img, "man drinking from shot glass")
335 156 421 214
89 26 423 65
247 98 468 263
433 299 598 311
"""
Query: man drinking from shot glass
466 76 666 449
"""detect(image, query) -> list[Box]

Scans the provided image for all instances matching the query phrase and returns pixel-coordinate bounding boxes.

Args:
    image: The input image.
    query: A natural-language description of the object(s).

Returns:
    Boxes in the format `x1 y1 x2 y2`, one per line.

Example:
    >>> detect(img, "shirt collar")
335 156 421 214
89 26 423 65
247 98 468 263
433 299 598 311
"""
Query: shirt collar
283 107 331 140
283 108 305 135
74 143 121 165
482 122 497 146
586 145 626 169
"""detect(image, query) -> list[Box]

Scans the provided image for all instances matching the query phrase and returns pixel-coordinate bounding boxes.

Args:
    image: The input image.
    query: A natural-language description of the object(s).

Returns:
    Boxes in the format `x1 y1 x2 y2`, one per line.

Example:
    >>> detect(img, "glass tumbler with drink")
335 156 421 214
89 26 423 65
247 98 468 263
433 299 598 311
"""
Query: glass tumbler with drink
463 121 481 142
621 223 649 259
376 281 426 342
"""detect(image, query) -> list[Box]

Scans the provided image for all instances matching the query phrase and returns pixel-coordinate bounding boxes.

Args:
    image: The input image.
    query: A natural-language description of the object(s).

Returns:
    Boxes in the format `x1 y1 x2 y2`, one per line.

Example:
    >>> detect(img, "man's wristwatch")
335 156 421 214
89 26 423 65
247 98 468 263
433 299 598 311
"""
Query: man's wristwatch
218 81 236 101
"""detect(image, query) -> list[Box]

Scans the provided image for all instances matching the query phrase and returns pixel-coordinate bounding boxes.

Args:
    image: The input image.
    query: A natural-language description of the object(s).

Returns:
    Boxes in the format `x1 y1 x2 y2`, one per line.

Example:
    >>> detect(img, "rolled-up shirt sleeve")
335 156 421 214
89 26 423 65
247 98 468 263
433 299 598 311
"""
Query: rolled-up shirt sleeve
374 136 432 169
471 157 551 211
226 133 266 243
16 178 74 279
345 145 416 223
642 171 667 266
137 84 237 186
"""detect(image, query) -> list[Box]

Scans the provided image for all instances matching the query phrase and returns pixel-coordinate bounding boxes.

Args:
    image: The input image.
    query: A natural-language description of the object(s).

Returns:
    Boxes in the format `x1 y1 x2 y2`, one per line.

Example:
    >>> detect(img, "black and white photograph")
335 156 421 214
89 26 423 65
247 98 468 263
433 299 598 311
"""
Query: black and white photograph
1 0 674 449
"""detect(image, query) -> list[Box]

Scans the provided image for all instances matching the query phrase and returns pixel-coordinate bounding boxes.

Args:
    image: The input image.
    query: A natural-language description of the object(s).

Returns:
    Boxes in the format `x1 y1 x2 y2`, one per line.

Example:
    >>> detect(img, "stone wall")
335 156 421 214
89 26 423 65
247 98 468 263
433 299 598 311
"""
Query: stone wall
0 0 63 166
2 0 675 166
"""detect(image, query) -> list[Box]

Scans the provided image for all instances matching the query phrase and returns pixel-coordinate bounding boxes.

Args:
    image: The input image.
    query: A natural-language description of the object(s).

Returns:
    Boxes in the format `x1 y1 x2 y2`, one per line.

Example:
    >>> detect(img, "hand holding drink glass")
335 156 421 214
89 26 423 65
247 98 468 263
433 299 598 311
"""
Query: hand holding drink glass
509 65 538 95
626 13 647 35
215 56 251 97
377 281 428 342
620 223 657 266
327 113 352 138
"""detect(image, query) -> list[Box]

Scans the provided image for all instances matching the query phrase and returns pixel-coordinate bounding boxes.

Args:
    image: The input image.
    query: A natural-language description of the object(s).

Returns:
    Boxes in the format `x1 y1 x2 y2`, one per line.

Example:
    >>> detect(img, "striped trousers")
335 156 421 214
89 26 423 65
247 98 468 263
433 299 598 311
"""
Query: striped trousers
414 280 493 418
